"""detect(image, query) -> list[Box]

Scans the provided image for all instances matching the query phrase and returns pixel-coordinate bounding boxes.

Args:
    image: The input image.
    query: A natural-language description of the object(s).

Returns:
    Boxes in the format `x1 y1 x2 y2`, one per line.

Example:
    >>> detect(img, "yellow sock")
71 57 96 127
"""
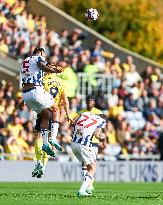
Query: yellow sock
35 137 43 161
42 151 49 166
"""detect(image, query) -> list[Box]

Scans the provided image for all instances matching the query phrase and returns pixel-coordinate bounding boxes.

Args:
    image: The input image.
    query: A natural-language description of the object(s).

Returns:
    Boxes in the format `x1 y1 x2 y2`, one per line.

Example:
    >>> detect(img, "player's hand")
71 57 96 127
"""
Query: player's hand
55 65 64 73
47 62 64 73
66 115 73 124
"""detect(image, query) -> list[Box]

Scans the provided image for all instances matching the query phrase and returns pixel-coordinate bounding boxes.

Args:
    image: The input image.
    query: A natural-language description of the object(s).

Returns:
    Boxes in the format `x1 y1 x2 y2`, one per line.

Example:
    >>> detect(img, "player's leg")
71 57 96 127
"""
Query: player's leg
32 132 44 177
81 163 87 181
33 114 51 178
39 109 56 157
48 108 62 151
77 146 97 196
78 161 96 196
41 150 49 173
23 87 56 157
32 115 45 177
88 146 98 191
81 145 98 191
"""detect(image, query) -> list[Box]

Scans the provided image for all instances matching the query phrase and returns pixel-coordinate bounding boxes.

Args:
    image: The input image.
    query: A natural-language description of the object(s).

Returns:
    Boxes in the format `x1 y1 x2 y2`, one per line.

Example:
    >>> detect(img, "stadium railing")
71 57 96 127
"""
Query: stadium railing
77 73 113 106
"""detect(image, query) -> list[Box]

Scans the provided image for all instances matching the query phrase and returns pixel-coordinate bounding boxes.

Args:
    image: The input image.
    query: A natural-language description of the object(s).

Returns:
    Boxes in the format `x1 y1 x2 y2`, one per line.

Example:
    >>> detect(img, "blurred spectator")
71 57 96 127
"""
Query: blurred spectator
108 98 124 123
143 98 160 120
104 121 121 160
108 88 119 108
7 115 23 138
59 61 78 98
5 129 23 160
0 38 9 55
117 120 131 149
125 64 141 86
125 93 139 112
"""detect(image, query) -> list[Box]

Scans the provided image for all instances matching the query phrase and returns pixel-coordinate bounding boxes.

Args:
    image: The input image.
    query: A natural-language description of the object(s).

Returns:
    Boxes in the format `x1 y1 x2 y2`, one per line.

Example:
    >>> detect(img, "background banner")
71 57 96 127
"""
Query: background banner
0 161 162 182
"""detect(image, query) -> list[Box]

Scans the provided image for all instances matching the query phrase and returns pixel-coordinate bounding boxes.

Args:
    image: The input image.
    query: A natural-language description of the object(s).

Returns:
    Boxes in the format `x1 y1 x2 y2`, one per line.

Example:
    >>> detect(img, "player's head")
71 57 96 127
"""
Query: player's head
33 47 46 57
86 95 96 109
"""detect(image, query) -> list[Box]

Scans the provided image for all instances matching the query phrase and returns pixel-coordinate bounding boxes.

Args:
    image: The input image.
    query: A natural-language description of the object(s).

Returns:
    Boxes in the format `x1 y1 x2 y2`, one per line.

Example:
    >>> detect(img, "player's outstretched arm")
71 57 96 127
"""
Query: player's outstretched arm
46 62 64 73
61 92 72 123
37 61 58 73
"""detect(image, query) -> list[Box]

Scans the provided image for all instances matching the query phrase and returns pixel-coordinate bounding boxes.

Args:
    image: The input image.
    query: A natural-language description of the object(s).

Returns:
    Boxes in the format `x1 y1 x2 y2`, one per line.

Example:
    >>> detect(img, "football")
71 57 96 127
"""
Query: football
85 8 99 21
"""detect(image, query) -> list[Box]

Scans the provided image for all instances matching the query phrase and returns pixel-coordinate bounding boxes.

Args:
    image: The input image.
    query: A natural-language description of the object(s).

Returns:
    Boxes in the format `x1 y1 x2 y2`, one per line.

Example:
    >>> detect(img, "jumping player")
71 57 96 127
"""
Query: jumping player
21 47 65 157
32 71 70 178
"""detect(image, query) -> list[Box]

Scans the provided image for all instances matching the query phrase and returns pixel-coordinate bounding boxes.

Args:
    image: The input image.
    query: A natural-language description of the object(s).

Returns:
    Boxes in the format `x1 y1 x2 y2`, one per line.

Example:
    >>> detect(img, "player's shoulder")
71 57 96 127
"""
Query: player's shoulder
78 109 87 114
92 107 103 114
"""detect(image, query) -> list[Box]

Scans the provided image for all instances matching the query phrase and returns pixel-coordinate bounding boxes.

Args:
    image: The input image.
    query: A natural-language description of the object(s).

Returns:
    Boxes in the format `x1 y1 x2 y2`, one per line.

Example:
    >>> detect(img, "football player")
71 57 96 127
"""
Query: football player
78 95 106 191
71 112 106 196
21 48 69 157
32 71 71 178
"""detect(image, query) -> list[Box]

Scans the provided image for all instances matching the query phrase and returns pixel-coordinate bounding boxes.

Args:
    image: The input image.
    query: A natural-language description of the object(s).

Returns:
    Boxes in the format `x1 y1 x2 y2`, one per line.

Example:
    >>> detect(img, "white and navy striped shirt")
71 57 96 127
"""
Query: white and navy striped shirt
21 55 45 86
72 112 106 147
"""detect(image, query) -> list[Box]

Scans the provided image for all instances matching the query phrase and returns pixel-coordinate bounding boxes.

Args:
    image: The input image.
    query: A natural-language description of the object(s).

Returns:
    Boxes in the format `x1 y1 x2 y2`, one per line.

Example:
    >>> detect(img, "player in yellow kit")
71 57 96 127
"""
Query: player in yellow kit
32 72 70 178
78 95 105 191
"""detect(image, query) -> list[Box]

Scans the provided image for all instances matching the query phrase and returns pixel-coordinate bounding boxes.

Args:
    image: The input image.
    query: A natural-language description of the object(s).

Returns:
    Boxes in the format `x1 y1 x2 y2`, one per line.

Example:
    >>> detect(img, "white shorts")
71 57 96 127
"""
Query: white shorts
22 86 54 113
71 142 96 165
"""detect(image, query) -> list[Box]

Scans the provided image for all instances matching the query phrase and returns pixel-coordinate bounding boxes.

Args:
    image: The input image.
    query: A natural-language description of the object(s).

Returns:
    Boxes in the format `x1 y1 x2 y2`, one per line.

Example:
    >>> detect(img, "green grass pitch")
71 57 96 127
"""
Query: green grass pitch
0 182 163 205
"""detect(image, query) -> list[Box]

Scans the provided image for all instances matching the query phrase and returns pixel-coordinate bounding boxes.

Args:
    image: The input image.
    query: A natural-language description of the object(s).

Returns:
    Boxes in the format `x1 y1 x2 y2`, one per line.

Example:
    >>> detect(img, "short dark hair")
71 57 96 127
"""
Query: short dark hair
86 95 95 102
33 47 45 54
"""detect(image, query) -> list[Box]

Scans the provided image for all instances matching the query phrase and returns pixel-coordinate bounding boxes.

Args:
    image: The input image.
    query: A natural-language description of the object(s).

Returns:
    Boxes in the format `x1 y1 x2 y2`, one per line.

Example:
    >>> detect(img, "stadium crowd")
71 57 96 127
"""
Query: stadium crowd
0 0 163 161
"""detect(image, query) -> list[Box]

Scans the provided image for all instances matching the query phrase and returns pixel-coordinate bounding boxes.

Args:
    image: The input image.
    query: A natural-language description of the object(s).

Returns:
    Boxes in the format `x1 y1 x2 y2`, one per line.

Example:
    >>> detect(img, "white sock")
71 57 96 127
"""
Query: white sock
40 129 49 145
51 121 59 141
89 176 94 188
37 160 41 166
81 167 87 181
79 174 93 193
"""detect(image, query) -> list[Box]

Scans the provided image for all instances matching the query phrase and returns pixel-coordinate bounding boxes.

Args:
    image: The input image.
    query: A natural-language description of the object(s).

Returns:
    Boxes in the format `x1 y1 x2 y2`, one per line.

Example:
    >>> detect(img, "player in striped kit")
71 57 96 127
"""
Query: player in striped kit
71 112 106 196
78 95 104 190
21 47 64 157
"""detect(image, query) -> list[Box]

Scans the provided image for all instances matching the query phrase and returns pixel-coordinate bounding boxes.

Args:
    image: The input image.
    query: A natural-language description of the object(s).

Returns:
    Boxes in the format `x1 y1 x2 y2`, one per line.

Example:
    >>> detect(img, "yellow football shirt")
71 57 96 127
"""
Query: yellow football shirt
78 107 103 115
43 73 65 108
78 107 103 143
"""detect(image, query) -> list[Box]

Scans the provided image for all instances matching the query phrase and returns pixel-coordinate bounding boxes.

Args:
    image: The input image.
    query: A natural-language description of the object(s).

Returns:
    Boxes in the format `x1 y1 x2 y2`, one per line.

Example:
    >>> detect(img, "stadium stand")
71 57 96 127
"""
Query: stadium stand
0 0 162 161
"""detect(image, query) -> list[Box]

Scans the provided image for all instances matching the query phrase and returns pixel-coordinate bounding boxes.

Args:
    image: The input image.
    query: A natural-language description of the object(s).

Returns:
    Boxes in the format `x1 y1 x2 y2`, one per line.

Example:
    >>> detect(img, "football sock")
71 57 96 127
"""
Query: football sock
81 167 87 181
79 174 93 193
37 160 42 166
89 176 94 189
51 121 59 141
40 129 49 145
42 150 49 166
35 138 43 161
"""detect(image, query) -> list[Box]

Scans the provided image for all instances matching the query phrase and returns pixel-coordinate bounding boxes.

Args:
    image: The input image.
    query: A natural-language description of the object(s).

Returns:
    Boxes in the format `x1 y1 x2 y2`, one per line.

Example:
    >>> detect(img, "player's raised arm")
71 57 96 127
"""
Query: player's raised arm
37 61 58 73
61 92 72 123
46 62 64 73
